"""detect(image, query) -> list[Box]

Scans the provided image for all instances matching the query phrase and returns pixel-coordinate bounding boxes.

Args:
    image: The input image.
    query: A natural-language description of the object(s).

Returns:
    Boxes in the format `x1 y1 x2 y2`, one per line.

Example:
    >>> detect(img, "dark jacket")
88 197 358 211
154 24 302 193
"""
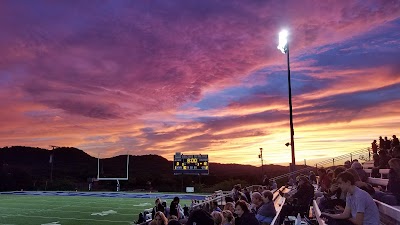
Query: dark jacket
169 202 178 217
292 182 314 208
388 169 400 201
151 203 165 219
236 212 260 225
186 209 214 225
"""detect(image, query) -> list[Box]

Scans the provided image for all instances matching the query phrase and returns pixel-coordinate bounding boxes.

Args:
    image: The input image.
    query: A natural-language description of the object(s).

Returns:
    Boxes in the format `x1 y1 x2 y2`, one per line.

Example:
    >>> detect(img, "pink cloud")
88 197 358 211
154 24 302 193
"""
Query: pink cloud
0 1 399 164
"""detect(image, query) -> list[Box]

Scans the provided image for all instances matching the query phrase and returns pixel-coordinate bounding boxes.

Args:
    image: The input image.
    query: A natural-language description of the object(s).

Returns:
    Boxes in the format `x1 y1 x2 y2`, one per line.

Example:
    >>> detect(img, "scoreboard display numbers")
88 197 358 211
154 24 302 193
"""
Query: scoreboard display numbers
173 153 209 175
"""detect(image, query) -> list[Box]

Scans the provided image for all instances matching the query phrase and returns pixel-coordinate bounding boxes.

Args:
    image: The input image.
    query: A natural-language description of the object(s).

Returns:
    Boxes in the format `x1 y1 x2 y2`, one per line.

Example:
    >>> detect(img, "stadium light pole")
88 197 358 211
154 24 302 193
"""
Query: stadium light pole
258 148 264 176
277 29 296 172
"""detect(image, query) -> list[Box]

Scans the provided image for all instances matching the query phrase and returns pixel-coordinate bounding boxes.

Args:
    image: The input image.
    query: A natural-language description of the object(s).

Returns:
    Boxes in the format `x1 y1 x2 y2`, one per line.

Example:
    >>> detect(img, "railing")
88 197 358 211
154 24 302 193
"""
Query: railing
315 147 371 168
270 147 371 182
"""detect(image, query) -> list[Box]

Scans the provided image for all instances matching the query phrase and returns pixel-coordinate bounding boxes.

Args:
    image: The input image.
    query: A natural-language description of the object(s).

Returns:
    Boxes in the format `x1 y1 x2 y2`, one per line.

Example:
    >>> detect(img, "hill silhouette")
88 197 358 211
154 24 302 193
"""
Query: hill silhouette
0 146 303 192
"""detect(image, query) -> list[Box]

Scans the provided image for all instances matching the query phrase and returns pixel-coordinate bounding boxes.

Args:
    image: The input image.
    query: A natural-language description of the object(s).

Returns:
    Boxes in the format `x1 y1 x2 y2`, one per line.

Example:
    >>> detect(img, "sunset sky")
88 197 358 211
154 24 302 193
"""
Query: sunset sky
1 0 399 166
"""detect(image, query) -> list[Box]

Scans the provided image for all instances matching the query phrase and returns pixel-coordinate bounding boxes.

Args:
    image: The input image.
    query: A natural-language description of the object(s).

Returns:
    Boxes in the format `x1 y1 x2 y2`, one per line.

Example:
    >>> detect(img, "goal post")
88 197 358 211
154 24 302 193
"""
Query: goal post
96 153 130 191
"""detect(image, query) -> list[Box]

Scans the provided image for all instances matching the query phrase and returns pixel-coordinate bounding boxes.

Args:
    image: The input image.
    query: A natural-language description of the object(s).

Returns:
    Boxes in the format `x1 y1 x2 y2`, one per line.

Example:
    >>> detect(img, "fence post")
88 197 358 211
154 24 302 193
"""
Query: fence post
304 159 306 166
333 158 335 166
350 153 352 162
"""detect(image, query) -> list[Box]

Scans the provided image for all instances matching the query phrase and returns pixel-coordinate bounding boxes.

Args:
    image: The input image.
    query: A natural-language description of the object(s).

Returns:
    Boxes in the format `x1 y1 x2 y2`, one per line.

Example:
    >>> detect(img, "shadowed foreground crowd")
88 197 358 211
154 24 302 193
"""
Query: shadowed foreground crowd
137 136 400 225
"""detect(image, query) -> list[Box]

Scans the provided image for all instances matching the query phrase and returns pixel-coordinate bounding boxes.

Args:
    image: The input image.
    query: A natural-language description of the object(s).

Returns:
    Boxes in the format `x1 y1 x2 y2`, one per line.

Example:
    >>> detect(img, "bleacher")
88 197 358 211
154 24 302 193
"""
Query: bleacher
138 149 400 225
312 160 400 225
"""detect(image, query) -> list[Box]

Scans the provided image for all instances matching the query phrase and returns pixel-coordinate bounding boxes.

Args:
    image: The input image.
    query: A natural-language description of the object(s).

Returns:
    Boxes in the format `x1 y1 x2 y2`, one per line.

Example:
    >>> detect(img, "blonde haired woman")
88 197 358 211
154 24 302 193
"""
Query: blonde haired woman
211 211 223 225
150 211 168 225
221 210 235 225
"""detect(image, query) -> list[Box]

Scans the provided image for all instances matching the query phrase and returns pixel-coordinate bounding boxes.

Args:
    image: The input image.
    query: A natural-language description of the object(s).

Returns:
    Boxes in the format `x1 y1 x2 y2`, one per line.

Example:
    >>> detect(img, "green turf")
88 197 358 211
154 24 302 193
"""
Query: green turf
0 195 191 225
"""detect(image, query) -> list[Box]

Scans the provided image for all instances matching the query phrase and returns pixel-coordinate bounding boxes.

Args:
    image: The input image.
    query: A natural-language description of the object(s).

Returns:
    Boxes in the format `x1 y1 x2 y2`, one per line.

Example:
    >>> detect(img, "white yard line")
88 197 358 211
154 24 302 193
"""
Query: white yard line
0 214 132 223
0 206 134 216
0 202 136 209
0 198 142 206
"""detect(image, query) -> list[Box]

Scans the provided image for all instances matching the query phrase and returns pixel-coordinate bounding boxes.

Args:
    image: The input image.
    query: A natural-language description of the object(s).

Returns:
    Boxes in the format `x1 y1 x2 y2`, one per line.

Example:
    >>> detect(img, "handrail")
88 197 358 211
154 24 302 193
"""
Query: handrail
193 147 371 209
270 147 370 182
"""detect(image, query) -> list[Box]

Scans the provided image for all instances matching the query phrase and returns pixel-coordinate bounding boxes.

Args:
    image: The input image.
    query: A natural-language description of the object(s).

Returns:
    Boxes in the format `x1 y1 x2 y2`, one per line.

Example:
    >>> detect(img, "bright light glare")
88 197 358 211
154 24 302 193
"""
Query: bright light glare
277 29 289 54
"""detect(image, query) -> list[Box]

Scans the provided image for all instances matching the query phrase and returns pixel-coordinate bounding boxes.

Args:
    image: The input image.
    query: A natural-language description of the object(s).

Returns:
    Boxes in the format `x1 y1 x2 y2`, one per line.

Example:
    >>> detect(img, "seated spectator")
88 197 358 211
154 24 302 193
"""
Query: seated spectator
317 167 347 212
186 209 214 225
334 166 346 178
378 149 391 169
150 211 168 225
152 198 166 219
231 185 241 202
211 211 223 225
270 179 278 190
168 215 178 222
288 175 296 187
346 168 375 196
221 210 235 225
238 192 249 203
279 176 314 224
263 174 270 187
344 160 351 169
392 146 400 158
317 178 346 213
373 153 380 167
351 162 368 182
309 171 317 184
243 188 251 204
250 192 264 214
234 200 259 225
321 171 380 225
136 212 145 224
223 202 235 215
318 168 332 192
255 190 276 224
374 158 400 205
169 197 179 218
162 201 170 217
388 158 400 204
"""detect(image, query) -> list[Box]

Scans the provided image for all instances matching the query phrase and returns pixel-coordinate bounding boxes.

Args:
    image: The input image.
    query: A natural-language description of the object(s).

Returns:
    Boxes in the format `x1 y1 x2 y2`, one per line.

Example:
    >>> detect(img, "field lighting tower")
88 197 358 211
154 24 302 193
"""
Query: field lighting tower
277 29 296 172
258 148 264 176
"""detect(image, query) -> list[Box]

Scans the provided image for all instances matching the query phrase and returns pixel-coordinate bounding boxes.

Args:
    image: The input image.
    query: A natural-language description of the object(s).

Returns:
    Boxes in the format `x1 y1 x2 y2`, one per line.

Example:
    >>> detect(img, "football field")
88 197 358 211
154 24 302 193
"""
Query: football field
0 193 193 225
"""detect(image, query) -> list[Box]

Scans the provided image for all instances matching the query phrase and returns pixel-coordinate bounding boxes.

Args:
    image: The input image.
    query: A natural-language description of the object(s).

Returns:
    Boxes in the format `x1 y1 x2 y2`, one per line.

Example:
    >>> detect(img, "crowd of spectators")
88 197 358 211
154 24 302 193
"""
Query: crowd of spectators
313 135 400 225
140 183 278 225
138 135 400 225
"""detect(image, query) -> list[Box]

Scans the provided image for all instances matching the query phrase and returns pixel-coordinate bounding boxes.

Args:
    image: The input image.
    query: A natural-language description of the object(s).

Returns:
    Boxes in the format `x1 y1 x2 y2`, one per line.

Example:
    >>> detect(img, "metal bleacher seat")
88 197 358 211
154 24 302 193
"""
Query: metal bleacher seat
374 200 400 225
270 186 287 225
312 200 327 225
362 161 375 169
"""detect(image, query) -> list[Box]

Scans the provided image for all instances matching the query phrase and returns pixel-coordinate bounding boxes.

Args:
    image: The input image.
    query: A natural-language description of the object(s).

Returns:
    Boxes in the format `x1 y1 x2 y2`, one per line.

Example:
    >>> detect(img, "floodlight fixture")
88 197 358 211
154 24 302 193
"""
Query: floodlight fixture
277 29 289 54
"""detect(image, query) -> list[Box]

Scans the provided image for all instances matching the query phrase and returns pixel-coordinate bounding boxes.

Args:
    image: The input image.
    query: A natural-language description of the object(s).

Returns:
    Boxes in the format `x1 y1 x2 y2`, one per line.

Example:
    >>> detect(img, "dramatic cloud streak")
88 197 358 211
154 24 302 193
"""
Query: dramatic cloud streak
1 0 399 165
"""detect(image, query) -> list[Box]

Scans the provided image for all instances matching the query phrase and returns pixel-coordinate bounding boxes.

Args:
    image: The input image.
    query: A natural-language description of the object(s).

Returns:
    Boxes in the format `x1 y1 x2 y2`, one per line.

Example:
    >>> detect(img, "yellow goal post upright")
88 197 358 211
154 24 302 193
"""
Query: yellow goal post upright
96 152 130 192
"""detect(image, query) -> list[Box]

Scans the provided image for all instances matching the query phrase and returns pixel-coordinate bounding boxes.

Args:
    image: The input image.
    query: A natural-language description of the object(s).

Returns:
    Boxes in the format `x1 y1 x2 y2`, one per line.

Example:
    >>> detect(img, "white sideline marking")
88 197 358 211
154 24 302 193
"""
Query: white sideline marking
41 222 61 225
0 206 133 216
91 210 117 216
0 214 131 223
132 203 151 207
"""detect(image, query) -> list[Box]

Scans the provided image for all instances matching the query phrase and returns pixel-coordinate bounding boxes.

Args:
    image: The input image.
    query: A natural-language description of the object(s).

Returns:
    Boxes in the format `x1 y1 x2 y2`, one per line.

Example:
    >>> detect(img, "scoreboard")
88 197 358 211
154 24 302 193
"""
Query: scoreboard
173 153 209 175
